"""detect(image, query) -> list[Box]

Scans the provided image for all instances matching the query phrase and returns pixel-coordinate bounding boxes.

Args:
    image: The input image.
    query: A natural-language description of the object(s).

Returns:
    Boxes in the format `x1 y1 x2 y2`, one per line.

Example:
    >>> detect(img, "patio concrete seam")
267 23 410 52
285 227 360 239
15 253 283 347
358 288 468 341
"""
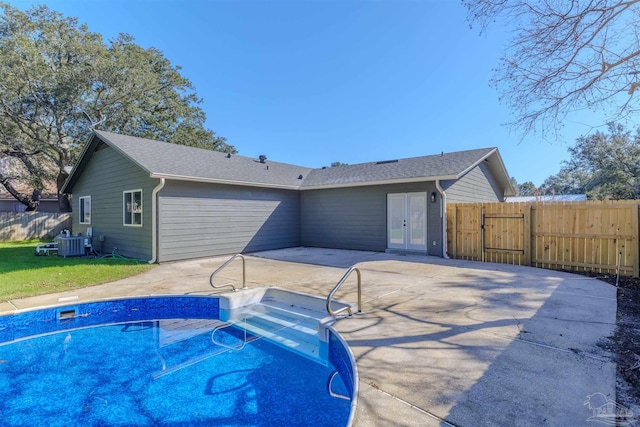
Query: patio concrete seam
552 290 617 301
523 316 616 327
363 383 458 427
474 328 613 362
356 266 451 282
362 285 424 304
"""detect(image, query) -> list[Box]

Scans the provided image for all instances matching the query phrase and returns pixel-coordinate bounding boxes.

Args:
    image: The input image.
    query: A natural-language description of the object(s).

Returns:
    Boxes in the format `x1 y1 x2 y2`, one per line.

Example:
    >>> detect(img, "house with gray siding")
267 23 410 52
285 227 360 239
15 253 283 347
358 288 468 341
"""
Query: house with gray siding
62 130 515 262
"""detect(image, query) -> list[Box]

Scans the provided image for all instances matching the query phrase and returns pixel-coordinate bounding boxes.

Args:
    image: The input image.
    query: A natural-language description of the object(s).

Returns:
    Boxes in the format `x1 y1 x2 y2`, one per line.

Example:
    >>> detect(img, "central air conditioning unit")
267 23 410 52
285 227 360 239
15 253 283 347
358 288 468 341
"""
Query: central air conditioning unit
55 236 86 257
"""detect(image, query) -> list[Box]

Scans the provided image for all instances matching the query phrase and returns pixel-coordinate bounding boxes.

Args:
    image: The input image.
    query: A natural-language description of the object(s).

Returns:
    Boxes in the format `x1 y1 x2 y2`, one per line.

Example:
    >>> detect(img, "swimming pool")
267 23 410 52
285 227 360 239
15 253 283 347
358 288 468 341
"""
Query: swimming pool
0 295 357 426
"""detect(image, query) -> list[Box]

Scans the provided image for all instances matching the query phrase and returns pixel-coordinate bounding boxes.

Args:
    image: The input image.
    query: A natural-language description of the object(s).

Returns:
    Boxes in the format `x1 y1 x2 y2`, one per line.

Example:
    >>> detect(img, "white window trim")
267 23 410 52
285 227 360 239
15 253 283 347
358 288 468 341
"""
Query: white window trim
79 196 91 224
123 189 143 227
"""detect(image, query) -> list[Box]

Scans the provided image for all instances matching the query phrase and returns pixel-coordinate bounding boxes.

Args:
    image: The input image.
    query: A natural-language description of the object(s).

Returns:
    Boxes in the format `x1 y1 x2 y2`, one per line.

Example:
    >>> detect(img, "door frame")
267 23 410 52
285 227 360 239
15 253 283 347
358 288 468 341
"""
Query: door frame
386 192 428 252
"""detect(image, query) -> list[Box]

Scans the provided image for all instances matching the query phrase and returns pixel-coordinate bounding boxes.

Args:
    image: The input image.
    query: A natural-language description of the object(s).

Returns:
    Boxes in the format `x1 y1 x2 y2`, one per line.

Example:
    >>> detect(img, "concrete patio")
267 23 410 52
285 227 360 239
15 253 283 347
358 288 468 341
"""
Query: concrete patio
1 248 619 426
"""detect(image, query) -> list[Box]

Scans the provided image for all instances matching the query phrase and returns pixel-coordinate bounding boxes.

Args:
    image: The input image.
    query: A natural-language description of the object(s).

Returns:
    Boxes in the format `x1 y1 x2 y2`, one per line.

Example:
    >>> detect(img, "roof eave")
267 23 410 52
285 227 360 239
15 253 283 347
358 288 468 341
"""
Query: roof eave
488 150 517 197
62 130 155 194
93 130 153 176
300 175 459 190
150 173 303 190
456 148 497 178
457 148 516 198
61 132 101 193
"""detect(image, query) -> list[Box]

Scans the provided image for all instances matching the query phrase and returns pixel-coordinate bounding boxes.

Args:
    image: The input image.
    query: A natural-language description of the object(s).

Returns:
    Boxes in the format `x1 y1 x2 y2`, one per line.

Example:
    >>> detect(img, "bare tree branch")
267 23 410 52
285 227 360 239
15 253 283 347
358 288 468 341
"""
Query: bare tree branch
0 173 39 210
463 0 640 138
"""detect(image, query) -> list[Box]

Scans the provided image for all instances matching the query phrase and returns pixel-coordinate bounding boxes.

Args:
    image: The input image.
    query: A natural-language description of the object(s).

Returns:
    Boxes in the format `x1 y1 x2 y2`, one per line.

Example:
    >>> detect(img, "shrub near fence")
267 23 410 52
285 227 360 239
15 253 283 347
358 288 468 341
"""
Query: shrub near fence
0 212 72 241
447 200 640 277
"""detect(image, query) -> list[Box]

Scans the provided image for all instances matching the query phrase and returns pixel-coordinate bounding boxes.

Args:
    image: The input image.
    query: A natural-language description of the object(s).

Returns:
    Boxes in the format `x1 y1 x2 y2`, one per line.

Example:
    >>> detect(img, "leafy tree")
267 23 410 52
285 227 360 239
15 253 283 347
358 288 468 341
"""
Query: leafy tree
330 161 349 167
509 176 520 196
561 122 640 199
540 170 590 196
508 177 545 197
0 3 234 211
517 181 537 197
463 0 640 138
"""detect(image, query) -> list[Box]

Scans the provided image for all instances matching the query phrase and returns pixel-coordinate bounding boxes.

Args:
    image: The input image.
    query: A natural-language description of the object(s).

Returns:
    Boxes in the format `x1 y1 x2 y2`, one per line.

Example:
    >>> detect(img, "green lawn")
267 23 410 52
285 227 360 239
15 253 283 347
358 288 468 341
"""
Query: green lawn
0 240 156 302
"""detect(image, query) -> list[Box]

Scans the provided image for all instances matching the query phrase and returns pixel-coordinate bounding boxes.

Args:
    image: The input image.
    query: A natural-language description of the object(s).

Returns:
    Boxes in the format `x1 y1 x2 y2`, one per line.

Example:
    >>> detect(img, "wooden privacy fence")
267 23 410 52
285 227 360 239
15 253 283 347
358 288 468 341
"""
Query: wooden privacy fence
446 200 640 277
0 212 72 242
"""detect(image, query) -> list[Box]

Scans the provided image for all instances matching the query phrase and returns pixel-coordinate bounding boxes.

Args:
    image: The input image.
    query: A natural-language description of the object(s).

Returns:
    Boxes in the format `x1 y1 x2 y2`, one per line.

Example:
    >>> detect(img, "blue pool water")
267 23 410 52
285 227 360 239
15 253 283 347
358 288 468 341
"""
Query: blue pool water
0 296 354 426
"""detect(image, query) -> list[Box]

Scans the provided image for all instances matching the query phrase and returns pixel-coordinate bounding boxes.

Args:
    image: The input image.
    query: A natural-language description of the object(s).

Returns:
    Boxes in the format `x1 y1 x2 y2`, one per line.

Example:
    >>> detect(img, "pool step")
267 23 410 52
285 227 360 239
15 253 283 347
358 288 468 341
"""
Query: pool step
226 302 327 365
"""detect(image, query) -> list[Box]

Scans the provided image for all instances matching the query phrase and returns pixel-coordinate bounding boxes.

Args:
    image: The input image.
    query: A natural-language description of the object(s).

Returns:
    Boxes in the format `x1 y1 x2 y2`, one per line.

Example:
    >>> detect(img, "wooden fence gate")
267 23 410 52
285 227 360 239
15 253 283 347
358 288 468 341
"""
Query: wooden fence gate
483 208 529 264
447 200 640 277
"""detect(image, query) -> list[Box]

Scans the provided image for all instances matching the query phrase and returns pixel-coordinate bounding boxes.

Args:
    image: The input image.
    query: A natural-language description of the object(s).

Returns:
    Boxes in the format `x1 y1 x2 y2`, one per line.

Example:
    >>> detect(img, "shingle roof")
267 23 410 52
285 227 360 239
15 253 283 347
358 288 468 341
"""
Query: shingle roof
302 148 497 188
92 130 311 189
63 131 511 194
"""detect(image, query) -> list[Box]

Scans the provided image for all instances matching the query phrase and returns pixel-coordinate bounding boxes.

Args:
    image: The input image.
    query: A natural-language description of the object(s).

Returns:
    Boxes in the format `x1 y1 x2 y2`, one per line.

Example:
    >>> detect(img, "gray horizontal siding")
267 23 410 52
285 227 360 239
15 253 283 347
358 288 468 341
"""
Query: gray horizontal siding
427 189 443 256
70 146 156 260
442 163 501 203
158 181 300 262
301 182 443 255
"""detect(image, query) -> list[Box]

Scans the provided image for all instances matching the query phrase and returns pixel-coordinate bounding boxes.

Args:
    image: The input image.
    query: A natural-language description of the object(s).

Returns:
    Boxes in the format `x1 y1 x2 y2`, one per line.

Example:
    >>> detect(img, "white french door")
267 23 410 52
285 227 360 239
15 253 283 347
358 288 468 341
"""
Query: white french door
387 192 427 251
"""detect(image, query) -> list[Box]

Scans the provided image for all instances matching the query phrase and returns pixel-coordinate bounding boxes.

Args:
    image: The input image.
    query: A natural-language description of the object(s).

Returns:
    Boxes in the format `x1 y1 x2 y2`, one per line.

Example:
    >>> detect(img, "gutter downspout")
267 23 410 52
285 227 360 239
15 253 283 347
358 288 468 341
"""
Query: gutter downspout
435 179 449 259
149 178 165 264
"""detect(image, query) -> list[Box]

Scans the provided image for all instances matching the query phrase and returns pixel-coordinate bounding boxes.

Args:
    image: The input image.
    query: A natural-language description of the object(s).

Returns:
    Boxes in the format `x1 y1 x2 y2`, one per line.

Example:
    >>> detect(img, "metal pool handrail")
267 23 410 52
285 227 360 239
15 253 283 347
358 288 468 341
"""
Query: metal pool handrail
327 370 351 400
209 254 248 292
211 320 247 350
326 267 362 316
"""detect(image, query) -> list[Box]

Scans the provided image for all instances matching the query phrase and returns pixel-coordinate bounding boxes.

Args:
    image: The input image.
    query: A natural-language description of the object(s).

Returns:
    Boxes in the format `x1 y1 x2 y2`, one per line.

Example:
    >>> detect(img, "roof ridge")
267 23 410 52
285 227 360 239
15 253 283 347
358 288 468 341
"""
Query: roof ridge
310 146 497 170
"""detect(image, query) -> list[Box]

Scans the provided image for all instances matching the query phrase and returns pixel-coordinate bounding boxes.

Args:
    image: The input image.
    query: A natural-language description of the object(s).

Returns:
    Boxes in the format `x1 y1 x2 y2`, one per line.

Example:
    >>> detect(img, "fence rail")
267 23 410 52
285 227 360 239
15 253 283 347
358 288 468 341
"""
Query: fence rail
0 212 71 241
446 200 640 277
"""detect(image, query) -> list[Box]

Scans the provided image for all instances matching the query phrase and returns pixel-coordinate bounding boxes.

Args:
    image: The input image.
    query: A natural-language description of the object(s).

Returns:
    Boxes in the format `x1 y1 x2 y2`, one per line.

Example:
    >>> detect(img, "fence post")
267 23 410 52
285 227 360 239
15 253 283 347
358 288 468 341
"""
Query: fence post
480 204 485 262
633 203 639 278
451 205 458 258
523 204 531 266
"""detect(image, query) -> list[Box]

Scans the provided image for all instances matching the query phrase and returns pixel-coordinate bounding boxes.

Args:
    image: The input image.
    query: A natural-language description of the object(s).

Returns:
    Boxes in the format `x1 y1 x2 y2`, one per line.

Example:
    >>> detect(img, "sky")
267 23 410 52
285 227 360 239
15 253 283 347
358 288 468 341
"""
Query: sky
9 0 625 186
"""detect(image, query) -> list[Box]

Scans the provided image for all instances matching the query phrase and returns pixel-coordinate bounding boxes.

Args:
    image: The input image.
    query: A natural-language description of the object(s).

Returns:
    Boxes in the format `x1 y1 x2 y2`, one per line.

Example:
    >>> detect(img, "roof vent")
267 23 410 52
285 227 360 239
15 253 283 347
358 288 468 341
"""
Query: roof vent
298 174 303 179
375 159 398 165
226 153 231 158
259 154 267 163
